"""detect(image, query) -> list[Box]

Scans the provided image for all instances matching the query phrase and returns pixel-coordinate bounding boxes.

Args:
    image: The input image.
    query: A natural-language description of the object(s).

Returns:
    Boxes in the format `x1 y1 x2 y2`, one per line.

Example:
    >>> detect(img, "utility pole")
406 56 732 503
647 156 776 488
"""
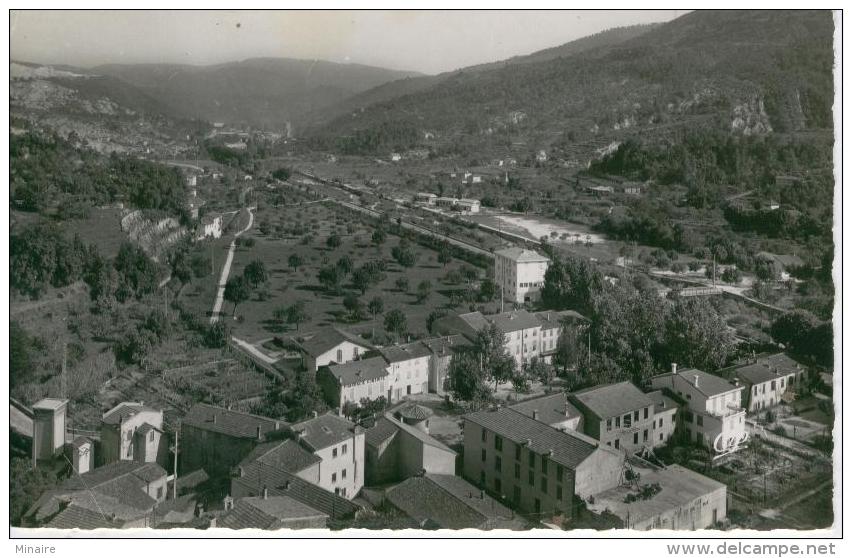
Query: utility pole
172 422 180 500
712 254 717 287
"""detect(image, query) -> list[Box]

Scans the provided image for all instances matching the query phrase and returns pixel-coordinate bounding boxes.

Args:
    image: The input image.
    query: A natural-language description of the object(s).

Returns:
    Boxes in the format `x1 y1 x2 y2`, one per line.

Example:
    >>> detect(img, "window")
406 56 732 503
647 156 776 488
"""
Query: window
658 418 663 428
528 451 535 468
353 347 359 358
528 470 534 486
333 448 338 458
514 463 521 480
623 414 632 428
540 477 547 493
606 419 612 432
557 464 564 480
633 432 639 445
342 444 348 455
541 458 548 474
332 473 337 483
614 439 620 449
659 433 663 441
556 484 563 500
495 435 503 451
615 416 621 428
156 487 164 499
754 386 758 395
495 456 502 472
643 430 648 442
515 444 521 461
771 380 776 390
481 449 487 462
634 410 639 422
644 407 649 420
480 471 486 485
342 469 347 479
495 478 502 493
481 429 487 443
697 415 703 427
513 486 521 504
149 430 155 442
685 411 693 423
337 349 343 362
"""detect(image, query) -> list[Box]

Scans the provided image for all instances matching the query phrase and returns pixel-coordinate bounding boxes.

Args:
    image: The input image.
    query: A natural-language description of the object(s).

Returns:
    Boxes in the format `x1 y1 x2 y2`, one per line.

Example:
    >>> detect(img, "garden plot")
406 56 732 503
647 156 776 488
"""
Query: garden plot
162 358 271 409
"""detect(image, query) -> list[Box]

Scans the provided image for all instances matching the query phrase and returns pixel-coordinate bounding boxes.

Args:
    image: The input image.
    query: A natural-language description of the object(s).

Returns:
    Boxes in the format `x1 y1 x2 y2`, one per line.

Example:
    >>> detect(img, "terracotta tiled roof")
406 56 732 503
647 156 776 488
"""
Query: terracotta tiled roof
465 407 610 470
183 403 284 439
380 341 433 363
510 392 581 425
296 327 373 357
102 402 161 425
239 439 321 474
324 357 388 387
570 381 654 420
289 413 358 452
219 496 327 529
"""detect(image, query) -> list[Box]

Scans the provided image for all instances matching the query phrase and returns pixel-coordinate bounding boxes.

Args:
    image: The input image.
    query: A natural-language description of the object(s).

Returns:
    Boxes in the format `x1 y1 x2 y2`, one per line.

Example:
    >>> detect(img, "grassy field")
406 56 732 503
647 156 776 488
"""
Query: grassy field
178 199 490 344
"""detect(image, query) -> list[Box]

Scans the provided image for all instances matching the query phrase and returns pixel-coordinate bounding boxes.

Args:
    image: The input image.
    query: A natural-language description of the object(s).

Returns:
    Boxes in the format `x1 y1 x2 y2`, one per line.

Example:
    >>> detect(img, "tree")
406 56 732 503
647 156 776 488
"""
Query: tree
10 457 60 526
395 276 410 293
721 267 742 284
525 356 553 386
343 294 365 321
770 309 831 365
438 246 453 267
416 279 432 303
392 241 416 268
371 227 387 246
272 167 291 181
10 321 41 388
368 296 384 318
384 309 408 341
446 351 492 406
203 321 231 348
336 255 354 276
478 278 497 302
114 326 157 365
287 253 303 272
326 234 342 249
282 370 326 421
663 298 733 372
242 259 268 288
351 267 372 295
318 265 342 293
113 241 159 302
224 275 250 316
553 325 583 375
473 323 517 391
286 301 309 331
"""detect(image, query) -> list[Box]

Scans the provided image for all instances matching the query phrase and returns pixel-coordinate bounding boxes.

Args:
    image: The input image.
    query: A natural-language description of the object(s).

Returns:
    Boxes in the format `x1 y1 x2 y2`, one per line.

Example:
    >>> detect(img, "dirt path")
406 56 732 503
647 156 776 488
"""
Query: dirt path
230 336 278 364
210 206 255 324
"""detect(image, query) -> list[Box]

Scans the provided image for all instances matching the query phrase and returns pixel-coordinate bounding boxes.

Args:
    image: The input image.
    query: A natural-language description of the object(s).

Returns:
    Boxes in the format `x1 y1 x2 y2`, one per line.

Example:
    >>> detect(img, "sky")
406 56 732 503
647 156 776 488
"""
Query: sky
10 10 688 75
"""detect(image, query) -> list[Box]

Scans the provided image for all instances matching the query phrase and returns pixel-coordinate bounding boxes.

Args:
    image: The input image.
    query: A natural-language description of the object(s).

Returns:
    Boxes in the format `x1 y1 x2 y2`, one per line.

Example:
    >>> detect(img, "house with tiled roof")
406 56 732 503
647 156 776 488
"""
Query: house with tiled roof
218 492 328 530
569 381 657 453
380 341 433 402
287 413 365 499
731 353 803 412
509 392 583 432
231 449 361 520
100 402 166 468
646 390 678 447
385 474 529 530
650 364 747 457
317 356 390 413
463 406 624 520
180 403 286 479
494 247 550 303
24 461 168 529
364 409 456 485
293 326 374 372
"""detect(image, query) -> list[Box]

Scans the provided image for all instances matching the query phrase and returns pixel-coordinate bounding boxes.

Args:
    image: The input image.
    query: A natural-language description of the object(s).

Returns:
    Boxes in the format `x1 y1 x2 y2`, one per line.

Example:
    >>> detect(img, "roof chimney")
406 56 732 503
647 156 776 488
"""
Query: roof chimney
212 415 217 424
671 363 678 375
262 487 268 500
532 409 539 421
693 375 699 388
256 425 263 440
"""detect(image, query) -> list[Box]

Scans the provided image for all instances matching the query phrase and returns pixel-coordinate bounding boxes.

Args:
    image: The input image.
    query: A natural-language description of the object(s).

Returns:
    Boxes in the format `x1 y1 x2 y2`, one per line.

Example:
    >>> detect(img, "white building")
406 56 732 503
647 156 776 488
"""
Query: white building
494 247 550 303
295 327 374 372
650 365 748 458
100 402 167 467
288 414 365 500
380 342 433 401
415 192 437 205
457 199 481 213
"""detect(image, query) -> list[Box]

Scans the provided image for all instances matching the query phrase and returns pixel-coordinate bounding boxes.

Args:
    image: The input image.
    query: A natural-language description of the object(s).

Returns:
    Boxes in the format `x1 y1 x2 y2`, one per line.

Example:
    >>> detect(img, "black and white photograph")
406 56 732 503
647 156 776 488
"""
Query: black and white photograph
5 5 843 543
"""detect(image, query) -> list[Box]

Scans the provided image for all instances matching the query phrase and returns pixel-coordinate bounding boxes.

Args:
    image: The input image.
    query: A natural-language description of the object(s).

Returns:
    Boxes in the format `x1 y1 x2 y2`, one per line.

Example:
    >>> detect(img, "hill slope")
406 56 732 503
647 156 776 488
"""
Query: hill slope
93 58 422 128
306 23 661 128
308 10 834 158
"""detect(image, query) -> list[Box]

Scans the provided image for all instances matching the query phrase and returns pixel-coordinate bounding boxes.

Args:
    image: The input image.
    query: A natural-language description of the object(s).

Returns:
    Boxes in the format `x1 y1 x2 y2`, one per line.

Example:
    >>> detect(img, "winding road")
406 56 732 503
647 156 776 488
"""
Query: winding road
209 206 256 324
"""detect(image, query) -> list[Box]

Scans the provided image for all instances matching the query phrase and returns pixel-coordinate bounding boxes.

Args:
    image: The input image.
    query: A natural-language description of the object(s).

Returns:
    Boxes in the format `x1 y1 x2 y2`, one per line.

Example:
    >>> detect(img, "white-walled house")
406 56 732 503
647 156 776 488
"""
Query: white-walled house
295 327 374 372
650 365 748 457
494 247 550 304
288 414 365 499
100 402 167 467
379 342 433 402
318 357 390 413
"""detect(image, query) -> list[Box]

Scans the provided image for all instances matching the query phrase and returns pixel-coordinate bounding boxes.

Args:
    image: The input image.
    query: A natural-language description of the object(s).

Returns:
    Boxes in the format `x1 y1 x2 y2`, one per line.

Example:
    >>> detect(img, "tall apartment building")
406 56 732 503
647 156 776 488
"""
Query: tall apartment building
494 247 550 304
463 407 624 520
